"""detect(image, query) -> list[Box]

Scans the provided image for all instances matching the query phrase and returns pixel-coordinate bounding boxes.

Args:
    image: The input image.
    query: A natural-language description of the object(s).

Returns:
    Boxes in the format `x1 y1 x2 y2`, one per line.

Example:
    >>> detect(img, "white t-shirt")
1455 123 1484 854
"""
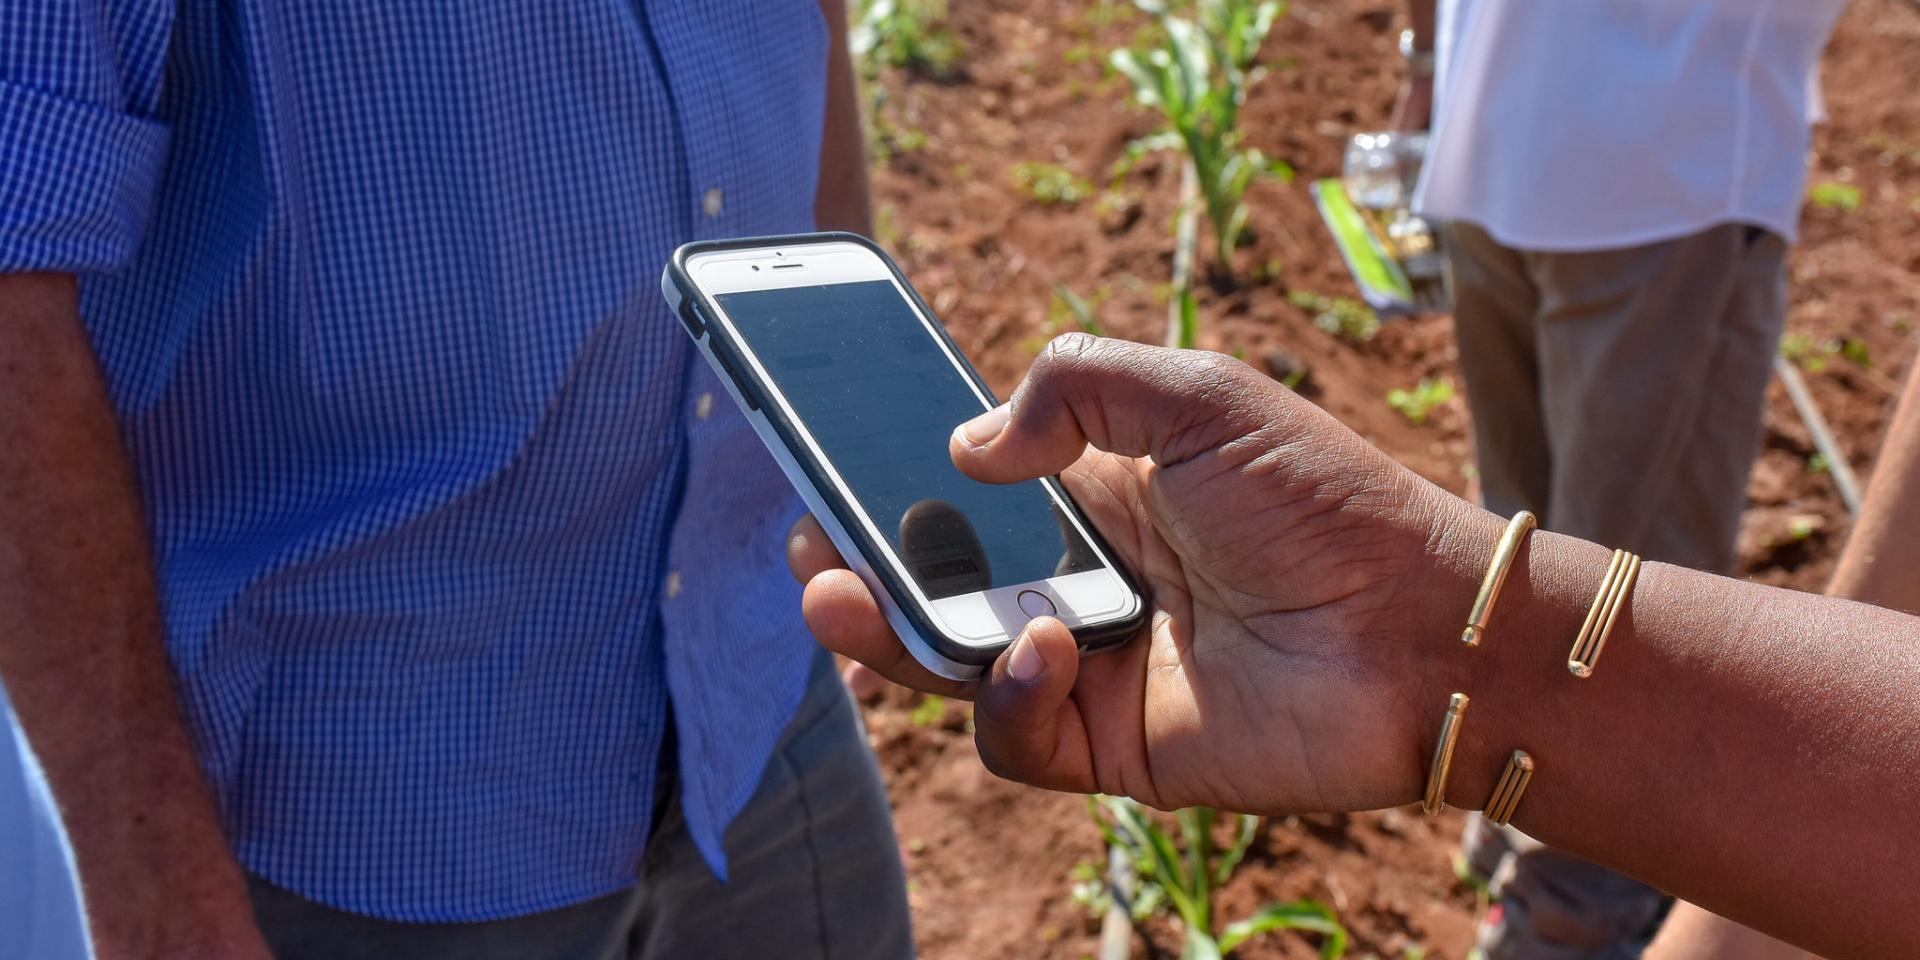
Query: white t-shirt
1414 0 1848 251
0 681 94 960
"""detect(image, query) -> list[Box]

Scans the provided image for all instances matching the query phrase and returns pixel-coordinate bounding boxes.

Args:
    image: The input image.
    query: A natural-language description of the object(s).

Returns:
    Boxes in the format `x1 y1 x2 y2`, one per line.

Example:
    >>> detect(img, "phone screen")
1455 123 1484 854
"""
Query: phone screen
716 279 1103 600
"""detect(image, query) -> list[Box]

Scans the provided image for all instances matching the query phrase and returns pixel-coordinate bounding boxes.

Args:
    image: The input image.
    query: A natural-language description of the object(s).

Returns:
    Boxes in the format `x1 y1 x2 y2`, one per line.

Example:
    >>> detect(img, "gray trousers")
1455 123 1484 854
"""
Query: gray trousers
1445 221 1788 958
247 648 914 960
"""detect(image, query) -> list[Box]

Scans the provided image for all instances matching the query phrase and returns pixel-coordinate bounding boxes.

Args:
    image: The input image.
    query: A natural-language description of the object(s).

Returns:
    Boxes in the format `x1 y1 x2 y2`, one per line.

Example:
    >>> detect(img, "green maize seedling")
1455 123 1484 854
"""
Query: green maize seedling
1087 796 1349 959
1110 0 1292 274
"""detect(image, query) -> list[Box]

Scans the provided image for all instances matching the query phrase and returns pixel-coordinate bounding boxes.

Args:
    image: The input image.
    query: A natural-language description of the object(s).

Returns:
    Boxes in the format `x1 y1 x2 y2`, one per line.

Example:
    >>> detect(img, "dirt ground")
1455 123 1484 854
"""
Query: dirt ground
858 1 1920 957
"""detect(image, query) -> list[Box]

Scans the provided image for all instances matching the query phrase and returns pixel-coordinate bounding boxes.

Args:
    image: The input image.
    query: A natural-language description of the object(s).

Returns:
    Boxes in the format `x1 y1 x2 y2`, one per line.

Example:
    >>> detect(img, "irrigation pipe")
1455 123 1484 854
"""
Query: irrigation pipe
1774 354 1864 515
1097 841 1137 960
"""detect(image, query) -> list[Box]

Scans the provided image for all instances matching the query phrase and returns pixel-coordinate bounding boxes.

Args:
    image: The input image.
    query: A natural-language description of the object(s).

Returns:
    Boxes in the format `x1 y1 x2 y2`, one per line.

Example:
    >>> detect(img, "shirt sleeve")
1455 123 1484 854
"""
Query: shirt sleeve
0 0 176 275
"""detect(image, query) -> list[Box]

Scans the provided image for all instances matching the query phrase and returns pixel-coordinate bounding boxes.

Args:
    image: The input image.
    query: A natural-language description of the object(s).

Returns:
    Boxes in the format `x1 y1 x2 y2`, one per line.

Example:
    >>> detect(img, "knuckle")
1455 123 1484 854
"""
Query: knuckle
1018 332 1104 407
1044 331 1099 361
1183 348 1253 386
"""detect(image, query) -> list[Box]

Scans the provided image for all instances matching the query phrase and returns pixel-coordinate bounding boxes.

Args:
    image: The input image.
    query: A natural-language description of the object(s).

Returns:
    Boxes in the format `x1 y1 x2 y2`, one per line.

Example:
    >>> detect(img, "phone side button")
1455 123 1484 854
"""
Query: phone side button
676 299 705 337
713 351 759 412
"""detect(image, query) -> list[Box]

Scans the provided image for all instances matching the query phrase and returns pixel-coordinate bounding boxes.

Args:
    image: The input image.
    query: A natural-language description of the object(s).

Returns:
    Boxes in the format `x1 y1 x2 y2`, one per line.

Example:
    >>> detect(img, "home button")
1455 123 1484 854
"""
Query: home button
1016 590 1058 619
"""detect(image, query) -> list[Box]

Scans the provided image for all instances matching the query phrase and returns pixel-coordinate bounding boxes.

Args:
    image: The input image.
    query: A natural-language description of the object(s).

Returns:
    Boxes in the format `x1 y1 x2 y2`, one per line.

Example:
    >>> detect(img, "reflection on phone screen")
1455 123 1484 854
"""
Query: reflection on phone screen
716 280 1102 599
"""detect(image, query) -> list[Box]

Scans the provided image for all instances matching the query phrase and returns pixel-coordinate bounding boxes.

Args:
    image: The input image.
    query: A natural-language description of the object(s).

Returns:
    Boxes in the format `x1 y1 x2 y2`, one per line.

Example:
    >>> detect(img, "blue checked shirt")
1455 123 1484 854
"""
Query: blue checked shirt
0 0 829 922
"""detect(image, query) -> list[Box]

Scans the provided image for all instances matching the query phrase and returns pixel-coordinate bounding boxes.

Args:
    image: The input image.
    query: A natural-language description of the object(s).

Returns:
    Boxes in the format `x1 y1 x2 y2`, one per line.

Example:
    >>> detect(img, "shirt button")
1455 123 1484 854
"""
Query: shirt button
664 571 683 600
703 188 724 218
694 391 714 421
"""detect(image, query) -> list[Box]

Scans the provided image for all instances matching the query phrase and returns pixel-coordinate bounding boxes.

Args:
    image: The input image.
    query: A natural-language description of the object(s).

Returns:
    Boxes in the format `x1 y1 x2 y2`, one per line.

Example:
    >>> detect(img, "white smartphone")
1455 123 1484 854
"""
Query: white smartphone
662 233 1147 681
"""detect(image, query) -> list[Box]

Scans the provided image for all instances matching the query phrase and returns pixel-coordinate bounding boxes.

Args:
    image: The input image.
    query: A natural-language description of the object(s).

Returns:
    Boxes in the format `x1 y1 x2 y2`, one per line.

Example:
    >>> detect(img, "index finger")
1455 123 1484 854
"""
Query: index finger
949 335 1304 484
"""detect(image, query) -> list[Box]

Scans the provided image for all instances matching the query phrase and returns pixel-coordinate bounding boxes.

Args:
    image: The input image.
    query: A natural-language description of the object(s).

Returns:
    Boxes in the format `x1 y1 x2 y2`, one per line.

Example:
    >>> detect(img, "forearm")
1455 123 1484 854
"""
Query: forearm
0 274 263 957
1391 0 1437 130
1422 507 1920 958
1648 903 1812 960
1827 359 1920 610
815 0 873 235
1405 0 1435 48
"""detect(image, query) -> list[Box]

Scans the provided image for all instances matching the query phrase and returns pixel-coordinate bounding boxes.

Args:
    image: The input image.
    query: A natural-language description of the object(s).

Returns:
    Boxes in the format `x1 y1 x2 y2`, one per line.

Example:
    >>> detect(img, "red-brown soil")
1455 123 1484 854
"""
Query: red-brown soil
859 1 1920 957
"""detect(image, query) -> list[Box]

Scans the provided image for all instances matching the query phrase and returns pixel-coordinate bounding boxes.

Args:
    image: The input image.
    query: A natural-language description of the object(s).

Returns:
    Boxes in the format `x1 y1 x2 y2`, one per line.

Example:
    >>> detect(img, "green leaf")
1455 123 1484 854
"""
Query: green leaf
1109 50 1164 107
1050 284 1105 336
1176 807 1215 925
908 694 945 727
1099 797 1198 922
1809 181 1862 213
1163 18 1212 110
1218 900 1349 957
1177 284 1199 349
1180 925 1226 960
1386 377 1454 426
1214 814 1259 886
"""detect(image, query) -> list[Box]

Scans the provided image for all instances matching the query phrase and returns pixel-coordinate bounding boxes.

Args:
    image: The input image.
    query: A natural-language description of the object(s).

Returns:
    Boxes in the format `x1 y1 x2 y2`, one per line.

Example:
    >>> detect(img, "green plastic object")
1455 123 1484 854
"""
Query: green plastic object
1312 178 1418 316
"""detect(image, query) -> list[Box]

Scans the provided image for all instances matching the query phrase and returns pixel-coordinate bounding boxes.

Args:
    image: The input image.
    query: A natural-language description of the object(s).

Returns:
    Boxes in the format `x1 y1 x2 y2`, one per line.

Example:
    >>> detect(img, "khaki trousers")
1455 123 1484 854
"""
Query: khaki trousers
1446 221 1788 958
1448 220 1788 574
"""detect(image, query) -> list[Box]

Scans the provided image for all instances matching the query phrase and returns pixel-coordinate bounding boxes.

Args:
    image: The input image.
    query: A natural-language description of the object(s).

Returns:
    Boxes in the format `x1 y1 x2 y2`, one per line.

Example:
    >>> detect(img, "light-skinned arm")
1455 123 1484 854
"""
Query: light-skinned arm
0 273 271 959
814 0 874 236
1643 353 1920 959
1393 0 1437 130
1824 354 1920 610
791 336 1920 960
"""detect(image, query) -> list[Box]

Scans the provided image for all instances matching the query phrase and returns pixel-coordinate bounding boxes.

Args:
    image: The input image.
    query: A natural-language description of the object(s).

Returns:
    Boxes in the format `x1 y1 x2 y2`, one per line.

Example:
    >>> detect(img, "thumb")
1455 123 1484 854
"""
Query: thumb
971 617 1095 794
950 334 1290 484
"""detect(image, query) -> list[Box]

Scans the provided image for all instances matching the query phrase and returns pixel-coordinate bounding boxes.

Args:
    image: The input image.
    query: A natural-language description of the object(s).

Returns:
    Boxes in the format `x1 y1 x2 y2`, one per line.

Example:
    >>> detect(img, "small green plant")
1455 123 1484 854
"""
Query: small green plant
1070 858 1167 921
1025 285 1110 352
1049 284 1109 336
1110 0 1292 273
1780 332 1823 371
1089 796 1349 958
1787 514 1821 543
1809 452 1831 475
908 694 946 727
1082 0 1139 31
1808 181 1862 213
852 0 963 77
866 104 929 162
1780 332 1873 374
1289 290 1379 343
1012 162 1096 206
1387 378 1455 426
872 203 903 250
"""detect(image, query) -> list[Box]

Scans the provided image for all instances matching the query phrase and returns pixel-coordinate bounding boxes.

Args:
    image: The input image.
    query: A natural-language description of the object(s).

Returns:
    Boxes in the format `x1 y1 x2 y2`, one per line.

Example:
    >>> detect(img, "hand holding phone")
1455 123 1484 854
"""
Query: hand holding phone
663 233 1146 680
790 330 1493 813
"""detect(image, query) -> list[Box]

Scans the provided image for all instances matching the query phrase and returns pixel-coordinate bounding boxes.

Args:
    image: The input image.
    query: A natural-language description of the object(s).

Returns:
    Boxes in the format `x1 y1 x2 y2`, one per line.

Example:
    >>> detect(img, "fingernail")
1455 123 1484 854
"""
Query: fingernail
957 405 1010 448
1007 632 1047 682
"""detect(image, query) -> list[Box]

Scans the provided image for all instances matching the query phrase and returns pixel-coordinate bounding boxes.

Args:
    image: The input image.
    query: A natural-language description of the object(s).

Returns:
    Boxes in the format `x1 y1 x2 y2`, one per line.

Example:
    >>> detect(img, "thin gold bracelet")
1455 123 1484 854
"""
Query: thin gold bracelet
1461 510 1537 648
1422 693 1470 815
1568 549 1642 677
1482 750 1535 826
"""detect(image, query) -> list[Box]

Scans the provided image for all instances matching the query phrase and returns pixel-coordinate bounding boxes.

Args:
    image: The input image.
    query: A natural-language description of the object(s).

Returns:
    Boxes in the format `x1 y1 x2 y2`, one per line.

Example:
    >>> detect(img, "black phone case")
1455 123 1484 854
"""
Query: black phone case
664 231 1148 669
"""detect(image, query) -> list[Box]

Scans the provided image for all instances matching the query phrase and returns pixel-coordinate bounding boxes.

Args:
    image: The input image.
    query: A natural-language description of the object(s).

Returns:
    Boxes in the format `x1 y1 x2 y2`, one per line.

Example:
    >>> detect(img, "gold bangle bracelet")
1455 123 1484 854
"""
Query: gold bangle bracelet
1568 549 1642 677
1422 693 1470 815
1461 510 1537 648
1482 750 1535 827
